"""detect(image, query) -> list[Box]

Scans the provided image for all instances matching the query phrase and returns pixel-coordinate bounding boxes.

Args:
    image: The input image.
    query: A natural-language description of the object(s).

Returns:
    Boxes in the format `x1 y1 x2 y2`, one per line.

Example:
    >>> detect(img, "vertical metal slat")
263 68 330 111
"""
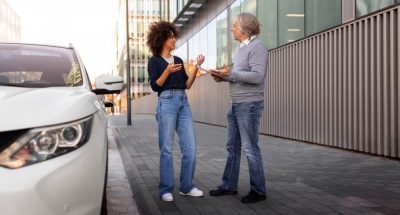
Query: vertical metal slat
383 12 390 156
377 14 383 155
353 22 359 151
389 9 397 157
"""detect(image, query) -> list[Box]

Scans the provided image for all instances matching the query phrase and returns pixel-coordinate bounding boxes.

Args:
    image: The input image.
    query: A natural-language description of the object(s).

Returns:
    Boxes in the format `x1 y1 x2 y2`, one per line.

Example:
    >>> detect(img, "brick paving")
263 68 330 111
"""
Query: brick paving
106 127 140 215
109 115 400 215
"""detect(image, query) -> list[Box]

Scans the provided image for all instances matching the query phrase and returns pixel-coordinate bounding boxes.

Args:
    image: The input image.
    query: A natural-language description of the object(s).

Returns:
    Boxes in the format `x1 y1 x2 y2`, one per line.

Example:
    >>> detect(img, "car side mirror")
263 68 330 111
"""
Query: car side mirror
93 75 123 95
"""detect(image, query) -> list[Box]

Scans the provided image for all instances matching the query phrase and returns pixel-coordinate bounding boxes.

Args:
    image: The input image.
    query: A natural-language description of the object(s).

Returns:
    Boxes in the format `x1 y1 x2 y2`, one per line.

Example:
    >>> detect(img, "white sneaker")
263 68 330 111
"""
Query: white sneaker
161 193 173 202
179 187 204 197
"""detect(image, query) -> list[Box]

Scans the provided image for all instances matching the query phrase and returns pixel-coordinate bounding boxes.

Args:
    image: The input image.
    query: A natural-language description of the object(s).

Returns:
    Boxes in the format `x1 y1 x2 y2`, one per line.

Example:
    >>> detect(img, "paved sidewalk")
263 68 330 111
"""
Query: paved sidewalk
110 115 400 215
106 127 140 215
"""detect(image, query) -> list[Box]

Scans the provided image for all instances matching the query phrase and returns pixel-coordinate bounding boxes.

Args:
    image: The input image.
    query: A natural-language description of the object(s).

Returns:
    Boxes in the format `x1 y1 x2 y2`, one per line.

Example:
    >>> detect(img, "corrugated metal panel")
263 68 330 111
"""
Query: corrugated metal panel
132 6 400 158
397 9 400 157
393 7 400 157
263 6 399 157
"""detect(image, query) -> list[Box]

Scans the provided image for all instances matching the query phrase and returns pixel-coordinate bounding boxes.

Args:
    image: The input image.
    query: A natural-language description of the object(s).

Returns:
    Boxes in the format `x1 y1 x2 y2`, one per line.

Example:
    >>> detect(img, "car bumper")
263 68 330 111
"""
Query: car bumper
0 113 108 215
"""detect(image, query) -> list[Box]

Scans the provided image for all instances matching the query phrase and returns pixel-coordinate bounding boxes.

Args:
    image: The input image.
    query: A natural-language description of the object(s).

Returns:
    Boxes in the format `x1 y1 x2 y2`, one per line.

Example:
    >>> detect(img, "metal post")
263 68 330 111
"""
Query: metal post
125 0 132 125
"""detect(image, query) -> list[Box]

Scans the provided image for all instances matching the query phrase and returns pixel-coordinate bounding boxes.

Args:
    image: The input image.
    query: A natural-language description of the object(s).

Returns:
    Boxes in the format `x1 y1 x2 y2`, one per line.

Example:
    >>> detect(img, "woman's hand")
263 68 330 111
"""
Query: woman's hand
196 54 205 66
165 63 182 74
186 55 204 89
156 63 181 87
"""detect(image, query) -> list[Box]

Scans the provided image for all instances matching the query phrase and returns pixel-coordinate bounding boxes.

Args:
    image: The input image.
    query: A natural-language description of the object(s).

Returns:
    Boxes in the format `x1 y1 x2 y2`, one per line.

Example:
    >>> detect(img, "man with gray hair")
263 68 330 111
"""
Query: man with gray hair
209 12 268 204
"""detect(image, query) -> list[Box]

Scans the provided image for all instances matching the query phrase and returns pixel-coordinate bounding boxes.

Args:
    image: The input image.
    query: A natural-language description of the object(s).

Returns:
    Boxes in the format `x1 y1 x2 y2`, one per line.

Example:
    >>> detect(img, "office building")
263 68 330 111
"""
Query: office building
0 0 21 42
115 0 160 113
132 0 400 158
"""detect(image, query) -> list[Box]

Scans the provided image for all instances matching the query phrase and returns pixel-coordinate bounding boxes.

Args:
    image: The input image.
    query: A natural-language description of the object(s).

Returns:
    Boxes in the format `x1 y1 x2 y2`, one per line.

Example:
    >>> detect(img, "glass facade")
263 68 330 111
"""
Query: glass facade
165 0 400 88
198 26 208 64
230 0 241 61
216 10 228 67
169 0 177 21
131 0 160 86
240 0 257 14
306 0 341 35
258 0 278 48
160 0 169 21
174 0 344 67
278 0 305 46
356 0 400 17
207 18 217 69
0 0 21 42
188 31 200 63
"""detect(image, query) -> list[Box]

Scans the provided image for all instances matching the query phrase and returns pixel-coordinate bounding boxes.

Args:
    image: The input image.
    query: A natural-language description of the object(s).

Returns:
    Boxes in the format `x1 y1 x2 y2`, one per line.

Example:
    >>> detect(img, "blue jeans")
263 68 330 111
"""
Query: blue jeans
156 89 196 196
221 100 266 194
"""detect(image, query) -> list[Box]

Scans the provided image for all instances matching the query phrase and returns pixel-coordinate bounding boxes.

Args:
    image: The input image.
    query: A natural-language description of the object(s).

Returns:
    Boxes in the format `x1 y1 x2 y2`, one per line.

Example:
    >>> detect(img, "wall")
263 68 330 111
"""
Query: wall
132 4 400 158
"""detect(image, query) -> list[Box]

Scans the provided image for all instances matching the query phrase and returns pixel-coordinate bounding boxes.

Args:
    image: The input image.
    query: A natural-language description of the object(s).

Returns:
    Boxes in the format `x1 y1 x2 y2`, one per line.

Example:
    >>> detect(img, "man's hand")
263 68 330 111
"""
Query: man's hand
165 63 182 74
211 73 223 82
217 64 231 77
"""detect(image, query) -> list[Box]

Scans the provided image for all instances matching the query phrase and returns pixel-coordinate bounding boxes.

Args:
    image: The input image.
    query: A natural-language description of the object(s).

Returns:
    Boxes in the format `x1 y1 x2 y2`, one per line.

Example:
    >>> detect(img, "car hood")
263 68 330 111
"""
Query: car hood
0 86 100 132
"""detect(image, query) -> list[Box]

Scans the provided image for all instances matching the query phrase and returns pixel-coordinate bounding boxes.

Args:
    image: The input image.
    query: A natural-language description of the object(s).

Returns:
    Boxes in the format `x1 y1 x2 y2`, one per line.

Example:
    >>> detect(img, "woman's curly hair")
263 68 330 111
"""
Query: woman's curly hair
146 21 178 56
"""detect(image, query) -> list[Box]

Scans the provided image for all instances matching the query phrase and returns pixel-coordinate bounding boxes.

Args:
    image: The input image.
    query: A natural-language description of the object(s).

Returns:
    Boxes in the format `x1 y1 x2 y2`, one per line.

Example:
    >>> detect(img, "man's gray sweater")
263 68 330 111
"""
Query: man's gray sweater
228 37 268 103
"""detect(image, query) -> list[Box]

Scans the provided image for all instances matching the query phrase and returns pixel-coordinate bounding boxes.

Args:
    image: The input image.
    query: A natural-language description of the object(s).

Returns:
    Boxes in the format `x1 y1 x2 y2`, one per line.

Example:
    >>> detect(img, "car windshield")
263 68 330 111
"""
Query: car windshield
0 44 83 88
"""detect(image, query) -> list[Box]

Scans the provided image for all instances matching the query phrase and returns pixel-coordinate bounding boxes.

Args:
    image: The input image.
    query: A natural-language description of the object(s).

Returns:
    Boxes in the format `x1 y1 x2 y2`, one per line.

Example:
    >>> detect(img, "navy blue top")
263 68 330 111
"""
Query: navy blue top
147 55 188 96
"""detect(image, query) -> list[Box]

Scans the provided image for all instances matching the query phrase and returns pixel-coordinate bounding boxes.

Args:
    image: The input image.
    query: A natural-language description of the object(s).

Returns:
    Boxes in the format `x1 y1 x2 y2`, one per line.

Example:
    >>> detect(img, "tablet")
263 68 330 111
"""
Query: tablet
197 66 226 78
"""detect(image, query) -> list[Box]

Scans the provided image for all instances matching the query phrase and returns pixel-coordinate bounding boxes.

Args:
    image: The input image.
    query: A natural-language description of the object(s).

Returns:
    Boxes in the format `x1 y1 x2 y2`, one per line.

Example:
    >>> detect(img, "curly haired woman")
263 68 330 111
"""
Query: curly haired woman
146 21 205 202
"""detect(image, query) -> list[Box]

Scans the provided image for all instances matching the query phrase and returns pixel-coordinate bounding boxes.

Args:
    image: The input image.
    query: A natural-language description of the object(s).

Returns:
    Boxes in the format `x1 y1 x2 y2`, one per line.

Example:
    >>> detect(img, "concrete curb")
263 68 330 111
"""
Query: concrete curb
106 128 140 214
112 127 162 215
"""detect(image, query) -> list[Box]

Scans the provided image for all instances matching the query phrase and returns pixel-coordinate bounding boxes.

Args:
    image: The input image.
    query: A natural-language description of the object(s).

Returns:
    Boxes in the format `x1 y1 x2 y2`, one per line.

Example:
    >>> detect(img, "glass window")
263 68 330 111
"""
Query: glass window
188 32 200 62
131 67 136 83
174 42 187 62
136 45 140 60
141 45 145 60
198 26 208 62
230 0 241 61
258 0 278 49
177 0 188 13
161 0 169 20
306 0 341 36
356 0 396 17
207 18 217 69
132 67 137 83
241 0 257 14
278 0 305 46
169 0 178 21
138 67 145 83
0 44 81 87
152 0 160 15
174 42 189 75
177 0 184 12
216 10 228 68
137 0 143 15
137 22 144 37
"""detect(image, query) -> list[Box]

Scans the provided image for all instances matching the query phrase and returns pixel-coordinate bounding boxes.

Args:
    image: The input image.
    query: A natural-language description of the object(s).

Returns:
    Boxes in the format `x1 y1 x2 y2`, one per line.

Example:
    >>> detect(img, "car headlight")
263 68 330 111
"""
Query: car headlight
0 116 92 169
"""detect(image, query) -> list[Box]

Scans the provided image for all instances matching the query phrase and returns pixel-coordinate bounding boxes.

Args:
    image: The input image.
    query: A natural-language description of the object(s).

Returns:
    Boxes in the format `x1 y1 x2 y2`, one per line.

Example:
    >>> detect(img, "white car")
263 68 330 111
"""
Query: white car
0 43 123 215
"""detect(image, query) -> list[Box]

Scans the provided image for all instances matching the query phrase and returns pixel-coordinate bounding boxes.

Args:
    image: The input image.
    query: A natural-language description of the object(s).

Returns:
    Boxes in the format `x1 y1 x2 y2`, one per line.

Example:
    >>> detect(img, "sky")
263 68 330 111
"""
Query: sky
7 0 117 81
